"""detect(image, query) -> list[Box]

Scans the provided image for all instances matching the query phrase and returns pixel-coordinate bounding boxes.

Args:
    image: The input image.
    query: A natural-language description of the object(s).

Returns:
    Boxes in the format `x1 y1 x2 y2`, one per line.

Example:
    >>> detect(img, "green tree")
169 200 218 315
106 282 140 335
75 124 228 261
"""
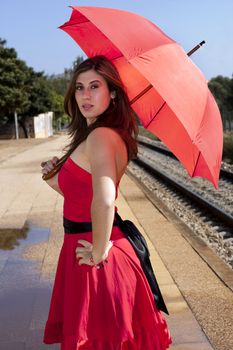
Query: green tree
47 55 84 130
47 73 68 97
23 70 54 117
0 40 85 137
47 55 84 96
0 39 31 125
208 75 233 131
63 56 84 82
0 39 67 136
18 69 56 136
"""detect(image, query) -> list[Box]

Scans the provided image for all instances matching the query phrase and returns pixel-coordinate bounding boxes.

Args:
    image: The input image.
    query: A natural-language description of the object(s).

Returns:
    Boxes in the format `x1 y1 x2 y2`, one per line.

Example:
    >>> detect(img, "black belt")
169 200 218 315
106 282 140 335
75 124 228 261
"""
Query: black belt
63 212 169 315
63 216 119 234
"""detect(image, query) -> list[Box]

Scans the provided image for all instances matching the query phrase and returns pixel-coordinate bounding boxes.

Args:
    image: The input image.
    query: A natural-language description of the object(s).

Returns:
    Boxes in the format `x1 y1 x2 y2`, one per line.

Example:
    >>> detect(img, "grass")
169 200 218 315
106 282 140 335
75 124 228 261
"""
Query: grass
138 126 160 141
138 127 233 164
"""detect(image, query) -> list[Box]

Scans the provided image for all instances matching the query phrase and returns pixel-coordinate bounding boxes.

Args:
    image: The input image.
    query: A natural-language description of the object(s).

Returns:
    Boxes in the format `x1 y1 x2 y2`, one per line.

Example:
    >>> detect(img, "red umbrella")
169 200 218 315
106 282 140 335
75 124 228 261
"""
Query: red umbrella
59 6 223 188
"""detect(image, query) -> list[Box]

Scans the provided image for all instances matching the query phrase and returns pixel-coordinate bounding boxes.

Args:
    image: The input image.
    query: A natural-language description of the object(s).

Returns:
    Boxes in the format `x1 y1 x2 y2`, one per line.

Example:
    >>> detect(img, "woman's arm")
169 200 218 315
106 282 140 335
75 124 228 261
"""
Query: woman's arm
86 127 118 264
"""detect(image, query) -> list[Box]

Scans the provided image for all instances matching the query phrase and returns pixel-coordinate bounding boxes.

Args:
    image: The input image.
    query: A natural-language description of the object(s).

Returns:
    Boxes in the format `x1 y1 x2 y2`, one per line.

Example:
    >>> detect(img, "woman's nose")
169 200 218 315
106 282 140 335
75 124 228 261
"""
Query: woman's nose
82 88 91 98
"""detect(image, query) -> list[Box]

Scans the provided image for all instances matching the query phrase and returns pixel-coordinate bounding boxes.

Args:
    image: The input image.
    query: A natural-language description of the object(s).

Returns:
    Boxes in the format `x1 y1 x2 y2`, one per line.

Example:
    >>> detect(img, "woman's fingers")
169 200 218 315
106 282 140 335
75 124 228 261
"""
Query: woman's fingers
76 240 112 253
76 240 93 260
42 168 50 175
78 239 93 248
76 240 113 264
52 156 59 165
46 160 56 169
75 247 92 257
76 246 92 253
41 157 59 175
41 157 58 168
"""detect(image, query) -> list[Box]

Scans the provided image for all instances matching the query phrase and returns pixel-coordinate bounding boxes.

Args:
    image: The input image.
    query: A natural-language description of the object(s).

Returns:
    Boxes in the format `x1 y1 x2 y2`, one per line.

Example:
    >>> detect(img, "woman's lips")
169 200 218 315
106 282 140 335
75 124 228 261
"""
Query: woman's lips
82 104 94 111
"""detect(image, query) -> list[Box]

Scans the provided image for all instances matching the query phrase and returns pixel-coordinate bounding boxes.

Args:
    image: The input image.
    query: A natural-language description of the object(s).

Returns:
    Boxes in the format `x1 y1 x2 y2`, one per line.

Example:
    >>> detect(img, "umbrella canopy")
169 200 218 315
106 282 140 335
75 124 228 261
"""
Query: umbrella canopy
60 6 223 188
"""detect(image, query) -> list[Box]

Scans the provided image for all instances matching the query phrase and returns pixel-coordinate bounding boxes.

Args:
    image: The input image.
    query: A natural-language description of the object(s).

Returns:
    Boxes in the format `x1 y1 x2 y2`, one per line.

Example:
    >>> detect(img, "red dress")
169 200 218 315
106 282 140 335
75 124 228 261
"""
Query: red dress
43 156 172 350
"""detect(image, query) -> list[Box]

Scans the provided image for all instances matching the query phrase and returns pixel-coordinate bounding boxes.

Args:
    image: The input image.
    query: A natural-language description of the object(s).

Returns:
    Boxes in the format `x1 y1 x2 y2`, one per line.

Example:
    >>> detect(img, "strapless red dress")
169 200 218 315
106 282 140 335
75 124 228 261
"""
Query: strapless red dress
43 156 172 350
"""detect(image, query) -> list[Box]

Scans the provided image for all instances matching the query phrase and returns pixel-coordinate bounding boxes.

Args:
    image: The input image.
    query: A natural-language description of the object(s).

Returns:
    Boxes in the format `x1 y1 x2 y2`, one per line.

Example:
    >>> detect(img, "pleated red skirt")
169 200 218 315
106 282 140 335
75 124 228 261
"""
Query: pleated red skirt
43 226 172 349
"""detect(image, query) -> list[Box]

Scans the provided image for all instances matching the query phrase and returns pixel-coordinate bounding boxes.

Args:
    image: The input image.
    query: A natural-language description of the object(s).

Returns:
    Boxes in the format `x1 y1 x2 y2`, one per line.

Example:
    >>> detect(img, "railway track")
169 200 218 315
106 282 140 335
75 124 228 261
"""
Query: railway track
127 136 233 270
134 155 233 230
137 136 233 182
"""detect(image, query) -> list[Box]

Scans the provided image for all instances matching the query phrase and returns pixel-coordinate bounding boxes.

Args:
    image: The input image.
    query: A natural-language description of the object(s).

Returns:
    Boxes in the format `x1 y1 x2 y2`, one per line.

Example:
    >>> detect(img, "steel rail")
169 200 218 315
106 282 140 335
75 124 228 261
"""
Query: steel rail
134 155 233 230
138 138 233 182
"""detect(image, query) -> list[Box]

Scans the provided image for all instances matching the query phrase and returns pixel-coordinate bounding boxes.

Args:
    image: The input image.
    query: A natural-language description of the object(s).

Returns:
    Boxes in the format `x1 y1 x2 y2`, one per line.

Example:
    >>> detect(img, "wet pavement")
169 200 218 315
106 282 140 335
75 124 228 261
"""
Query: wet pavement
0 136 66 350
1 134 231 350
0 223 59 350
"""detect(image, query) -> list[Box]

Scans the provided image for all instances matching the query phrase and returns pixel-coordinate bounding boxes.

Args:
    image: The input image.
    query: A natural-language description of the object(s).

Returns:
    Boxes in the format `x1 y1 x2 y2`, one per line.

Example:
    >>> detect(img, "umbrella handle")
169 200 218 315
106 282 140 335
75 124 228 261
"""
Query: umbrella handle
187 40 205 56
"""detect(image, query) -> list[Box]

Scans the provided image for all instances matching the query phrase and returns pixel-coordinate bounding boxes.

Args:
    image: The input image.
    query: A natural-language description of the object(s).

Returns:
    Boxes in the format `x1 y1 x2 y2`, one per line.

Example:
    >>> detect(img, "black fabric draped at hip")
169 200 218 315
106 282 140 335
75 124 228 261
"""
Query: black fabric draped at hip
63 213 169 315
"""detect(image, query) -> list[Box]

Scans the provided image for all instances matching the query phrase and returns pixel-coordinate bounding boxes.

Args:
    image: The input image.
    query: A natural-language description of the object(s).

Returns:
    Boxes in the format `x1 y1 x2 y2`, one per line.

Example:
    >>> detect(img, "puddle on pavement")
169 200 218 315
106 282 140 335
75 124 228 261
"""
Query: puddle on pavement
0 222 55 348
0 220 50 251
0 222 30 251
0 220 51 273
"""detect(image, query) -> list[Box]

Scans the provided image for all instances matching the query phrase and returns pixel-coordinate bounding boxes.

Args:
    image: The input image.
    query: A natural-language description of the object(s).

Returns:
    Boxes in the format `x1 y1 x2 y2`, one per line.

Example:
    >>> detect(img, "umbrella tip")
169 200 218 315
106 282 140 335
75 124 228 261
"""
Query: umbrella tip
187 40 206 56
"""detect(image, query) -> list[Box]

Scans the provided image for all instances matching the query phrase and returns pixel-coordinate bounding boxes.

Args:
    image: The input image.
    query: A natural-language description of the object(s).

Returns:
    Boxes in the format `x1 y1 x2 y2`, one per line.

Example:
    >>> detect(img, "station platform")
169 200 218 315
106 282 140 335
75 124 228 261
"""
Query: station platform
0 134 230 349
117 174 215 350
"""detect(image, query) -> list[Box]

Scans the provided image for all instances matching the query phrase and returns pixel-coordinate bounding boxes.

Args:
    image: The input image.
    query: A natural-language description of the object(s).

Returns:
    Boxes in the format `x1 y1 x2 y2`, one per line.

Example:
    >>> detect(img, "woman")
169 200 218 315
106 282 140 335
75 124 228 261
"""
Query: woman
41 56 172 349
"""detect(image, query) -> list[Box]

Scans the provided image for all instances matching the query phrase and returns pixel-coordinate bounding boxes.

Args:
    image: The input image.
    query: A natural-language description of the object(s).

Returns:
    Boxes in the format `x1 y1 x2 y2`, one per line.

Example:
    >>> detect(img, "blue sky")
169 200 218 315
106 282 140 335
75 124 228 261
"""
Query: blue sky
0 0 232 80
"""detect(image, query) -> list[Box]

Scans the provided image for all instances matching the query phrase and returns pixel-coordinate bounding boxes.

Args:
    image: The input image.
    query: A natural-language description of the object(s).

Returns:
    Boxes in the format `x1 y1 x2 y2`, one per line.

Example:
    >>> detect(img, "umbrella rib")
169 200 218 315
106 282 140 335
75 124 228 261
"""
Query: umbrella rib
191 151 201 177
130 83 167 128
146 101 166 128
130 84 153 105
60 19 90 28
111 54 124 60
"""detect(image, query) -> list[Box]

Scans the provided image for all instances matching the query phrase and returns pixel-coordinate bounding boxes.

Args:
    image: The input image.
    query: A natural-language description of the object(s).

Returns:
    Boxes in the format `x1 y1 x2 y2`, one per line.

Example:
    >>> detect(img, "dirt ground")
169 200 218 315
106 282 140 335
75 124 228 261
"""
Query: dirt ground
0 133 65 163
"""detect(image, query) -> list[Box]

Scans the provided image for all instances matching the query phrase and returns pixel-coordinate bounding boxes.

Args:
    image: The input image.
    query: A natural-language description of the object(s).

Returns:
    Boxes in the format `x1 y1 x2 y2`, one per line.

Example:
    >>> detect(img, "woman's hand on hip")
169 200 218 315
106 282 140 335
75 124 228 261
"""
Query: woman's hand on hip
76 239 113 266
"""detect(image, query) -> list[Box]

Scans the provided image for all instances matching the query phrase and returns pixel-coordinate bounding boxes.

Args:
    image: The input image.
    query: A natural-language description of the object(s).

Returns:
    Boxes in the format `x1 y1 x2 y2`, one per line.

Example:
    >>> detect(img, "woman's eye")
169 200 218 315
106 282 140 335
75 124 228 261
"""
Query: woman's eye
75 85 99 91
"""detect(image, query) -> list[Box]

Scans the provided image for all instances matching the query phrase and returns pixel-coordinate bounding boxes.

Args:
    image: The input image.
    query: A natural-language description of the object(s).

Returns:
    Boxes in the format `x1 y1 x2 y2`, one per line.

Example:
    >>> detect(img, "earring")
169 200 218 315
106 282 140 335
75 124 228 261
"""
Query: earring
112 98 116 106
111 91 116 98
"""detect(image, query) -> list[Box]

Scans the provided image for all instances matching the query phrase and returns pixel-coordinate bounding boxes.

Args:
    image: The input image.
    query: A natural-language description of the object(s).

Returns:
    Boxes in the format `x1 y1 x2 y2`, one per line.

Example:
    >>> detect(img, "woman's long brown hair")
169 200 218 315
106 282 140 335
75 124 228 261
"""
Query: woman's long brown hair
43 55 138 180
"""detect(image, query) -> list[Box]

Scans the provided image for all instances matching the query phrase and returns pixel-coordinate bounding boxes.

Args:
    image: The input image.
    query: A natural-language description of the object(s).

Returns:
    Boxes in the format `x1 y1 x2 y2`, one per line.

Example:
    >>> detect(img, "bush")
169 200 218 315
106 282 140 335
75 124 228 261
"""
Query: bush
223 132 233 164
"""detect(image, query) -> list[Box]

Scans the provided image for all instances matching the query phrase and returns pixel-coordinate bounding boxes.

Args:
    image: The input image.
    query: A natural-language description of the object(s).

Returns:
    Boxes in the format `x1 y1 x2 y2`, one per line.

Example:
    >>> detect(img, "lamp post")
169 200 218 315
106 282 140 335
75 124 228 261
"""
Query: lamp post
14 111 19 140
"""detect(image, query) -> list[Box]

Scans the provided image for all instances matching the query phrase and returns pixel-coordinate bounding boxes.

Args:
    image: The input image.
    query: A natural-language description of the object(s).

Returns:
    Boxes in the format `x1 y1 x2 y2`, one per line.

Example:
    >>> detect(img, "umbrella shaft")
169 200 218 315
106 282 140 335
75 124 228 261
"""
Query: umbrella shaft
187 40 205 56
130 40 205 105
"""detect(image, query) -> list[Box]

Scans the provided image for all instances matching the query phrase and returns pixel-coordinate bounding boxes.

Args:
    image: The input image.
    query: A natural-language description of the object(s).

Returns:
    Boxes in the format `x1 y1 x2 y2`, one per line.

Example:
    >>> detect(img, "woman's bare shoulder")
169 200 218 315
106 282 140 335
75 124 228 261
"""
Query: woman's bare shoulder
87 126 120 140
86 127 122 150
86 127 117 159
86 127 128 179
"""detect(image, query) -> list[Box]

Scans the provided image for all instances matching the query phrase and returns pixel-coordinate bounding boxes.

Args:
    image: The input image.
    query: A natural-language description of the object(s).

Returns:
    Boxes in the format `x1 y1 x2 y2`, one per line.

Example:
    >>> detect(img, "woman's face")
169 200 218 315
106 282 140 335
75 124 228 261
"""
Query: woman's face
75 69 114 125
